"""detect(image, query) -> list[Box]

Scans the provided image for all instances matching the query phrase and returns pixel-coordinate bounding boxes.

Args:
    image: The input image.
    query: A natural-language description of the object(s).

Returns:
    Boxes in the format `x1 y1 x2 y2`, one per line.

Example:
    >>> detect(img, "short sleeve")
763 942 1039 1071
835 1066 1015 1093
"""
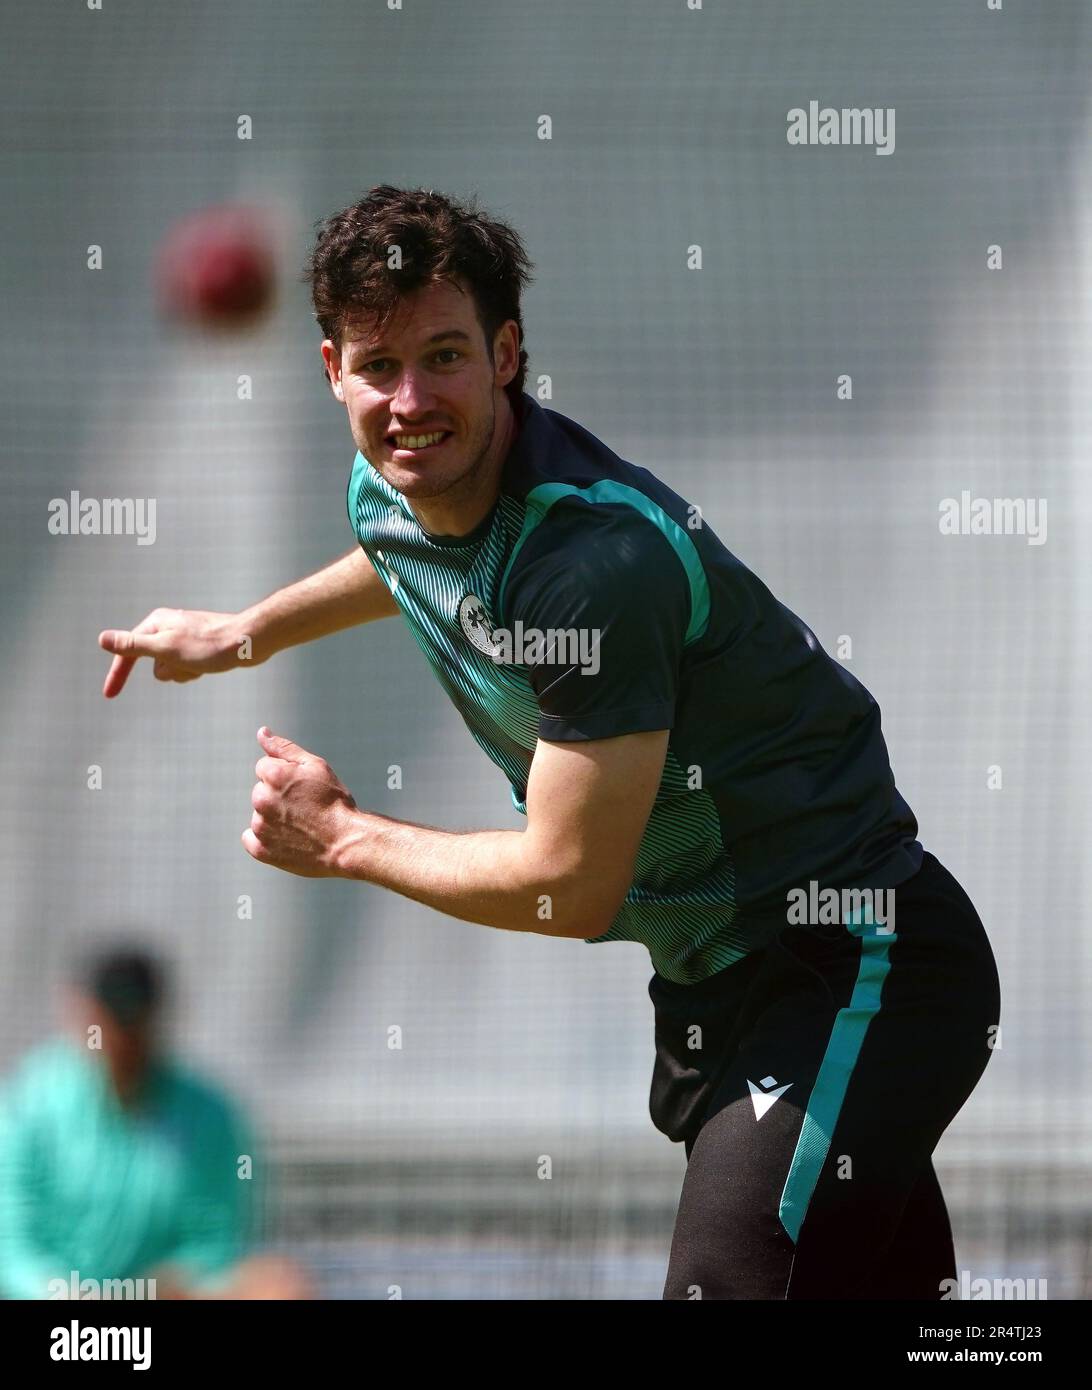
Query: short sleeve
501 503 691 741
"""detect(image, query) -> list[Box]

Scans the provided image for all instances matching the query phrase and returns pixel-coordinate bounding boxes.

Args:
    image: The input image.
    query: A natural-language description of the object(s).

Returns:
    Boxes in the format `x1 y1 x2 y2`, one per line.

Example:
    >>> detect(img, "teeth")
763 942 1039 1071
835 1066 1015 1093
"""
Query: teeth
393 431 446 449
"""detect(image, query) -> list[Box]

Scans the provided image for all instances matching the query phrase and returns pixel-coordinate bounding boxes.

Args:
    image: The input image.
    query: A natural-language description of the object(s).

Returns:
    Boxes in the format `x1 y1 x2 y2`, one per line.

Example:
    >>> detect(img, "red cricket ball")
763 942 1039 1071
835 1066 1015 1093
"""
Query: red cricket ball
155 204 276 329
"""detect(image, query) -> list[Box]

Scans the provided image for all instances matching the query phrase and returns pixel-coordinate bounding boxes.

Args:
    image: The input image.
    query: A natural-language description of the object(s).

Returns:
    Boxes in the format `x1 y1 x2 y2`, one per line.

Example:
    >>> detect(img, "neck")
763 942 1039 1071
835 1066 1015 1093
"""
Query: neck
410 392 519 539
111 1063 153 1109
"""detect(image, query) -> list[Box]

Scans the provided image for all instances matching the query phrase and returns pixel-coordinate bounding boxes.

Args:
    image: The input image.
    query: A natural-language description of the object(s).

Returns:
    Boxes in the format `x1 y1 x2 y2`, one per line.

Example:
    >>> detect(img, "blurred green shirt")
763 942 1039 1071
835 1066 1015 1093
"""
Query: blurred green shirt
0 1039 259 1299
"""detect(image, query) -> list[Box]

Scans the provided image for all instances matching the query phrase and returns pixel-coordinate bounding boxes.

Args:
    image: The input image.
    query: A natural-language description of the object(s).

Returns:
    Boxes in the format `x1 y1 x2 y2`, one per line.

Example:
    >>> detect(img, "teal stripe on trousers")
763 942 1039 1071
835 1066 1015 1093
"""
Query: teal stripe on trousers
778 926 895 1243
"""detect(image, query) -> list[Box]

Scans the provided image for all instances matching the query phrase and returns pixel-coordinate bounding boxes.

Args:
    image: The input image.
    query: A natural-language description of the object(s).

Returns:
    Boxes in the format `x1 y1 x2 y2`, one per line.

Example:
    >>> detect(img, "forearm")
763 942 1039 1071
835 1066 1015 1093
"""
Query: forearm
240 547 397 663
334 811 609 939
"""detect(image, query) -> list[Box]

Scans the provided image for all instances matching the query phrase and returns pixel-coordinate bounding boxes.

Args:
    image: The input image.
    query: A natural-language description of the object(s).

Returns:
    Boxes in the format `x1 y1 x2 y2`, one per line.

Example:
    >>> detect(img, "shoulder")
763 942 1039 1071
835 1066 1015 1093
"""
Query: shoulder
157 1059 250 1141
512 485 688 581
0 1039 90 1120
500 486 701 639
501 402 704 592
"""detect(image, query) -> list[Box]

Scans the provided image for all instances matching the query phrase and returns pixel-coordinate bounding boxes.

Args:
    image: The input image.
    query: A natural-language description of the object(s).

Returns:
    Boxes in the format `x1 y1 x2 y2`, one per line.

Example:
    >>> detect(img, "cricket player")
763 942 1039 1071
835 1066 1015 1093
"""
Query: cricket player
99 185 1001 1300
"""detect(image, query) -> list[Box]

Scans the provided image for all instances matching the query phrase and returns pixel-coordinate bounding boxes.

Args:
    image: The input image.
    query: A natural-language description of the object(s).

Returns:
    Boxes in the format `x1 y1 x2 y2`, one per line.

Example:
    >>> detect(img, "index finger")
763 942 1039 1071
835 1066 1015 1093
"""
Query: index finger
98 628 164 698
103 651 132 698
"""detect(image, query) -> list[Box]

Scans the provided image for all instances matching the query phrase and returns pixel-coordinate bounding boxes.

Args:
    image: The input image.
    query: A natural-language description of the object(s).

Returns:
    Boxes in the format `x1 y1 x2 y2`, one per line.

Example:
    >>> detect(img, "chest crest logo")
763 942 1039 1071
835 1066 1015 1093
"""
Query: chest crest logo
458 592 500 656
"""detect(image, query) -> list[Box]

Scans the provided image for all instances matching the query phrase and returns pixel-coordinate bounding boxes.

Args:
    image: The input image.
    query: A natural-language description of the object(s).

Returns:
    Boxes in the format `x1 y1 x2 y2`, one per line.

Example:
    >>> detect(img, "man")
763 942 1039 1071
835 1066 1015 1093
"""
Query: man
0 947 309 1300
98 185 1001 1299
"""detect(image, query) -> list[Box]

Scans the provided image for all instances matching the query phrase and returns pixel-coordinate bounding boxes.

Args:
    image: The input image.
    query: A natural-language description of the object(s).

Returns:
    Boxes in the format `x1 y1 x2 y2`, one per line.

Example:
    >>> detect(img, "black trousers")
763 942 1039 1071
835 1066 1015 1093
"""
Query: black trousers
648 851 1001 1299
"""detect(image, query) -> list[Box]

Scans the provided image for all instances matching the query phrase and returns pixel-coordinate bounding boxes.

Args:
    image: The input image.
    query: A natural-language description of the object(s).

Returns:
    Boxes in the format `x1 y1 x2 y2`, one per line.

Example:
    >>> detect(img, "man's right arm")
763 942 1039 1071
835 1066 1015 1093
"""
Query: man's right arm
99 546 398 698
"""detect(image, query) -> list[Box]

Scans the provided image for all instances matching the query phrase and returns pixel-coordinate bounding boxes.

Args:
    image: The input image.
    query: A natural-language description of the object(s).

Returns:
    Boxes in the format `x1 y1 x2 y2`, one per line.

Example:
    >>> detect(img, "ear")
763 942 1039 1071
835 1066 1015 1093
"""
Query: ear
320 339 344 401
492 320 520 391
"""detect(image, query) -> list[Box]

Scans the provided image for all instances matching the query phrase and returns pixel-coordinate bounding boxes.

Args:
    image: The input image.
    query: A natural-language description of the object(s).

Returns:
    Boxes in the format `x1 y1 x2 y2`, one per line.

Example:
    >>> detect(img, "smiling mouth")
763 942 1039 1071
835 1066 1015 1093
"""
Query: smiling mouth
387 430 453 457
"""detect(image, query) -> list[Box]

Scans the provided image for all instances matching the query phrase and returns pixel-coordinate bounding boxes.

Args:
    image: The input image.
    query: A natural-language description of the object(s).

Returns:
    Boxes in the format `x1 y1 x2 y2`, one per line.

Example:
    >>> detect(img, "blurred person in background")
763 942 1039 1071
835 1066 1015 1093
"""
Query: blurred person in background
0 945 311 1300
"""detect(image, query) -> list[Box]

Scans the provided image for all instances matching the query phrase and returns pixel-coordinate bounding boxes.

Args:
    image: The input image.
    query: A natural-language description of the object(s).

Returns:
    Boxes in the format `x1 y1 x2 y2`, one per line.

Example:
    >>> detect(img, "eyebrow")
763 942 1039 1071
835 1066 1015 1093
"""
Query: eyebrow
351 330 473 361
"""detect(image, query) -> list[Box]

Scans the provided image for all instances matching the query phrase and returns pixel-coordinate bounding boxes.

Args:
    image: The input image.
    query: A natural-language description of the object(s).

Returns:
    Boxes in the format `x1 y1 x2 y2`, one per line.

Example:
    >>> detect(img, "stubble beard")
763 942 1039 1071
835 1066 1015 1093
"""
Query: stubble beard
378 395 497 505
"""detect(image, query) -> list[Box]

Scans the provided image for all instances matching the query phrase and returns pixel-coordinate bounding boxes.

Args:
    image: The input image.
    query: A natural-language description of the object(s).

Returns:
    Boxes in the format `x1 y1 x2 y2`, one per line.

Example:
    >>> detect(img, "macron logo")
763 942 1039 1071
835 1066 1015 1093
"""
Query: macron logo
748 1075 792 1120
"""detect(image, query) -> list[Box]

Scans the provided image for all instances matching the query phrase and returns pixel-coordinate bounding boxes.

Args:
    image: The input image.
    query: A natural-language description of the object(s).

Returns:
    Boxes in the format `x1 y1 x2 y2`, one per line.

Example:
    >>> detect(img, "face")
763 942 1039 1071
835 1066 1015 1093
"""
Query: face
67 991 156 1100
321 278 519 504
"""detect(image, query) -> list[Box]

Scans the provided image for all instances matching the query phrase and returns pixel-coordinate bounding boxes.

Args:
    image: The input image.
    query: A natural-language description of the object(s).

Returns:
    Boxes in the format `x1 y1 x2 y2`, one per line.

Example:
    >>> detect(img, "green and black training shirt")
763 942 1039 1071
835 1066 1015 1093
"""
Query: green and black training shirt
347 392 923 984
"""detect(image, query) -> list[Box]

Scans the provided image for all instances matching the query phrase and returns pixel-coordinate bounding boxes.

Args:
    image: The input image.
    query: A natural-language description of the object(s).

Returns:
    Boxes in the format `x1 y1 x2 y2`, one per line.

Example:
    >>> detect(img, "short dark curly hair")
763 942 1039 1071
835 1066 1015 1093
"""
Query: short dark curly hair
304 185 535 406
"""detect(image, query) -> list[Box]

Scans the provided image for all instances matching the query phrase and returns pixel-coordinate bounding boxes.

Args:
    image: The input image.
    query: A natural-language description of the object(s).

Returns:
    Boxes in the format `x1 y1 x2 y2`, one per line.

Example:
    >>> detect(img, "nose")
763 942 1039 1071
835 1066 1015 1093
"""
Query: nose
388 364 436 422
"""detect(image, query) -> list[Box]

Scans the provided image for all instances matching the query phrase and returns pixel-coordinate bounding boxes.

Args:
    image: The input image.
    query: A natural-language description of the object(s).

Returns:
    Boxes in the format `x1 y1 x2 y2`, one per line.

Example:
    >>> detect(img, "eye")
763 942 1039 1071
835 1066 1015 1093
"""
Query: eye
434 349 460 364
358 358 390 375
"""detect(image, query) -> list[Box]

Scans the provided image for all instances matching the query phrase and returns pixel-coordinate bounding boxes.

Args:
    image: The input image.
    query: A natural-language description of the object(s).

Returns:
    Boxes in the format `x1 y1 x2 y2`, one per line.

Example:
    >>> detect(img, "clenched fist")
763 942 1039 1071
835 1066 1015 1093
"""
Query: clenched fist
243 728 360 878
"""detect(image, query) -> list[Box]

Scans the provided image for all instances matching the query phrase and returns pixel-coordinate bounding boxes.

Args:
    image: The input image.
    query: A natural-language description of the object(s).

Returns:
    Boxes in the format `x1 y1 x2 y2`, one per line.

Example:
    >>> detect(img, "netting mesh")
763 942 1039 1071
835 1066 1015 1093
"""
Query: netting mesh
1 0 1089 1298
